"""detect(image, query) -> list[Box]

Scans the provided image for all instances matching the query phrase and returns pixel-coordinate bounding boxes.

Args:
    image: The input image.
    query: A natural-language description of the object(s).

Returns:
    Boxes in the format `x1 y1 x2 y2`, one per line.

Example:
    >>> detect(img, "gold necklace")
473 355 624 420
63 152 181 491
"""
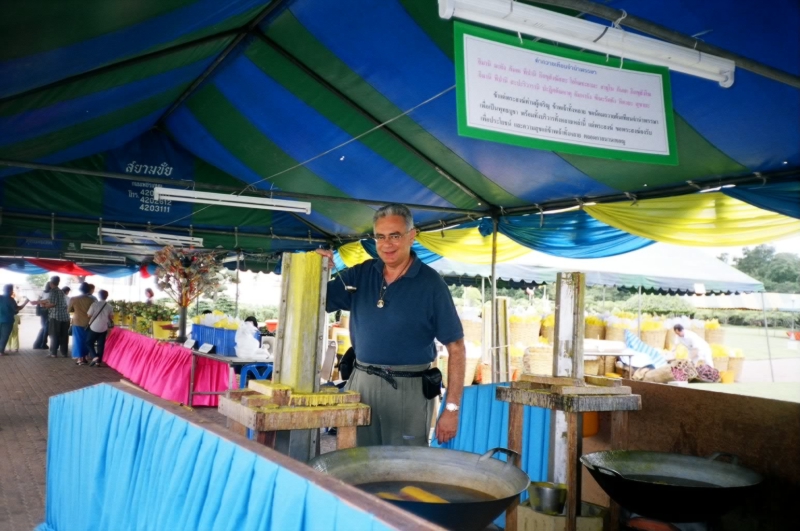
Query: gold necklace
377 258 412 309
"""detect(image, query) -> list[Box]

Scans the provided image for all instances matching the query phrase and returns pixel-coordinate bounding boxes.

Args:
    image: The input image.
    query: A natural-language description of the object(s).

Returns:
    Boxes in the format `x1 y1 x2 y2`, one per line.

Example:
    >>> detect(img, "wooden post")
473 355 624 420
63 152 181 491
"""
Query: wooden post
609 411 629 531
549 273 586 528
565 412 583 531
337 426 357 450
505 401 524 531
272 252 329 462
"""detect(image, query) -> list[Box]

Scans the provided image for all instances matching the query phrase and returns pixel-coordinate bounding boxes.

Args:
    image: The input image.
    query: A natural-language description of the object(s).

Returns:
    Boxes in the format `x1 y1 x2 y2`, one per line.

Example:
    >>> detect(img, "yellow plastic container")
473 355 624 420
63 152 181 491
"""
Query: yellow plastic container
334 328 352 355
720 370 735 384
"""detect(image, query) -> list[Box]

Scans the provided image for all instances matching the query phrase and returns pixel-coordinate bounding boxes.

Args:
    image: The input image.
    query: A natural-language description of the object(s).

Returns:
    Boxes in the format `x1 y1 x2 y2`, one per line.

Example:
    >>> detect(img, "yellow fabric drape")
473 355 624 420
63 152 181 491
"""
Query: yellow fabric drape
338 240 374 268
585 193 800 246
415 227 530 265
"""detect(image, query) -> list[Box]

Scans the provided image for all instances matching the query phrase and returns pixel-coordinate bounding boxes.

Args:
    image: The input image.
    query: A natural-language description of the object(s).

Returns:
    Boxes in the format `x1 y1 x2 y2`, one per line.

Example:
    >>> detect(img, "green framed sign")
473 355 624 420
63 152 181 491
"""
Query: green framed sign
454 22 678 165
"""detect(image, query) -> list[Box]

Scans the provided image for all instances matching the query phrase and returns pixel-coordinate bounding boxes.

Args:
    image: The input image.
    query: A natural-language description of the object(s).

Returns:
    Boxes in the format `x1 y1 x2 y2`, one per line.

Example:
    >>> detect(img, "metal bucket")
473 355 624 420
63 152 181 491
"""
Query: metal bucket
310 446 530 531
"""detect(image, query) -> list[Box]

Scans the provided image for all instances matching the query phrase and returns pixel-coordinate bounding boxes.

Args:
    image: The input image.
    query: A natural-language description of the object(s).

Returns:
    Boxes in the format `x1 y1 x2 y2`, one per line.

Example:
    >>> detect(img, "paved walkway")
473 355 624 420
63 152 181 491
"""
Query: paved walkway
0 332 123 530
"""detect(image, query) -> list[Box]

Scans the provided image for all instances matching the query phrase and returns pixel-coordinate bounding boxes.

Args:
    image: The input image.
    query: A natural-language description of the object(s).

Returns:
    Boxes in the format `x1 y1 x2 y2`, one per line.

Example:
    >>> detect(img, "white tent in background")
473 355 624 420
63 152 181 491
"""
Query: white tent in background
683 293 797 311
429 243 764 294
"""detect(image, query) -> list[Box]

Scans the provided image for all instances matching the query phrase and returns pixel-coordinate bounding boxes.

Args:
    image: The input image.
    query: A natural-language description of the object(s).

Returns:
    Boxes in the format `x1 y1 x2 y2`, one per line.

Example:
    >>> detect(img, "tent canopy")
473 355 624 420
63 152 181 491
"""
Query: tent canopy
1 0 798 260
429 243 765 294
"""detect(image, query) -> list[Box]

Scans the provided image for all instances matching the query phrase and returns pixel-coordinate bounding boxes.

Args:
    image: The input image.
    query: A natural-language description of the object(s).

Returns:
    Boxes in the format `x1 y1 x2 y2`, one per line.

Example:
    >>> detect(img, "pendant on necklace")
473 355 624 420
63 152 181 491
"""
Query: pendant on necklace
377 300 385 309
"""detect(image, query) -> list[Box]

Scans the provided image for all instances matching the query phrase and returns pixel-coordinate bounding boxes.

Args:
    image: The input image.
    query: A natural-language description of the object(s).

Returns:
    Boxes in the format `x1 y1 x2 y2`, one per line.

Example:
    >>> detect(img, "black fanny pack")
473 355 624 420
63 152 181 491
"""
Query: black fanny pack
354 362 442 400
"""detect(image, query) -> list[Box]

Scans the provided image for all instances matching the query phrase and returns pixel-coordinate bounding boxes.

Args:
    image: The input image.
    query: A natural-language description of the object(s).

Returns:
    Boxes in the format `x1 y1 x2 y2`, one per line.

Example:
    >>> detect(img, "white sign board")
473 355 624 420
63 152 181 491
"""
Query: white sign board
455 23 677 164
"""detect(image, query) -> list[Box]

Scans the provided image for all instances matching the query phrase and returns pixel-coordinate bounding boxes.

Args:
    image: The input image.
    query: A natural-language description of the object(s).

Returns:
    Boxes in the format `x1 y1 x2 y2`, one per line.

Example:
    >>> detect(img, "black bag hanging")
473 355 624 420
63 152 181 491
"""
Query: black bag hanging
421 367 443 400
337 347 356 381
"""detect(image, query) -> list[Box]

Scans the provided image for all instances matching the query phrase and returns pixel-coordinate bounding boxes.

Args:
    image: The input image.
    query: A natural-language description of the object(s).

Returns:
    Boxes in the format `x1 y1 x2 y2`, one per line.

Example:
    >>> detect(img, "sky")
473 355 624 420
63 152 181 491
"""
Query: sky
697 235 800 261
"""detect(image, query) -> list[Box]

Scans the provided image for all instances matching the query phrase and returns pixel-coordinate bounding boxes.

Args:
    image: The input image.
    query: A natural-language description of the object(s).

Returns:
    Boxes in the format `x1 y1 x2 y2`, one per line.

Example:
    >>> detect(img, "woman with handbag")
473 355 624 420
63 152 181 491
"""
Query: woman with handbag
86 290 113 367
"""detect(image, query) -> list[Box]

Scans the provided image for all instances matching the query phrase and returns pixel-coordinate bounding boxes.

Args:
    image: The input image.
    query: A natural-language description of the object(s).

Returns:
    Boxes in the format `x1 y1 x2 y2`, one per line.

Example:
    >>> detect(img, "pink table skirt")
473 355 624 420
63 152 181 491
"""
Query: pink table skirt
104 327 229 406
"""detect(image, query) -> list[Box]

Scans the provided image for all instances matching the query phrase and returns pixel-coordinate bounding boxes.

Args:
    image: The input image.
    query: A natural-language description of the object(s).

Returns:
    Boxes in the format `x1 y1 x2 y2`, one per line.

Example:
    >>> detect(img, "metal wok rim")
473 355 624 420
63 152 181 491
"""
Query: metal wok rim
580 450 763 487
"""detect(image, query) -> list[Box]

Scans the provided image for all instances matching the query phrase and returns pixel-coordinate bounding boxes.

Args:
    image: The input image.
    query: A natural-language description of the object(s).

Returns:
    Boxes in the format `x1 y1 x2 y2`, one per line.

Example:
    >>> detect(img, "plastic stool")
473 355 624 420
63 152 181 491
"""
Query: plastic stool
239 363 273 389
239 363 273 441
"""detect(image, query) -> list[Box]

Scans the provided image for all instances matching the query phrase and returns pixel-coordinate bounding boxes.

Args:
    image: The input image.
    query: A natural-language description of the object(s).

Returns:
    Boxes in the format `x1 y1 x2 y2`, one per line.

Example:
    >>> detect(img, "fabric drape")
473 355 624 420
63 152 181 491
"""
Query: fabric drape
723 181 800 220
480 211 654 259
103 327 229 406
37 384 394 531
585 193 800 246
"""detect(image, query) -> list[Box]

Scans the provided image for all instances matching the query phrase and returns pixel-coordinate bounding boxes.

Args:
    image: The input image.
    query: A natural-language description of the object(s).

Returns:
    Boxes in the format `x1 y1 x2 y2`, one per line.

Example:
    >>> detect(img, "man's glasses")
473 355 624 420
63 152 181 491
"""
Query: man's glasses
373 230 413 242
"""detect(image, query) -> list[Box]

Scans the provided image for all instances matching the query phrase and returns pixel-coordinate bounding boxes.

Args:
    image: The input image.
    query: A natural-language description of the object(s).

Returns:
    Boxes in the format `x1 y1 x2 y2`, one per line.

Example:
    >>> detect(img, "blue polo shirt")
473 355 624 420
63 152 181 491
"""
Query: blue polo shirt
327 253 463 365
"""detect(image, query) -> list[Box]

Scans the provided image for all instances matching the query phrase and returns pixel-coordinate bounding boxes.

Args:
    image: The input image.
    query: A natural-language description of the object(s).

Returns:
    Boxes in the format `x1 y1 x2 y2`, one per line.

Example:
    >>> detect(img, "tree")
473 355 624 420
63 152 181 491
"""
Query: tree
26 273 50 289
733 245 800 293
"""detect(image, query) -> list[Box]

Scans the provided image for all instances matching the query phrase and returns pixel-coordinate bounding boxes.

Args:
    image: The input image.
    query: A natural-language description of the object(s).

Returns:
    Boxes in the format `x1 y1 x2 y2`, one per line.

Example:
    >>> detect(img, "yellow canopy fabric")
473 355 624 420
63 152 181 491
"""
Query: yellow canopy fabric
337 227 530 267
415 227 530 265
337 240 374 268
585 193 800 246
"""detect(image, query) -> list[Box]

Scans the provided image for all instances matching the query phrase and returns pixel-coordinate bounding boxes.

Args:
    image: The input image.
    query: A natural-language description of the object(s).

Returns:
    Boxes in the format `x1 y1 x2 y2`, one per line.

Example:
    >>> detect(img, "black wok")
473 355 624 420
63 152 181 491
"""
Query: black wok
581 450 762 522
309 446 530 531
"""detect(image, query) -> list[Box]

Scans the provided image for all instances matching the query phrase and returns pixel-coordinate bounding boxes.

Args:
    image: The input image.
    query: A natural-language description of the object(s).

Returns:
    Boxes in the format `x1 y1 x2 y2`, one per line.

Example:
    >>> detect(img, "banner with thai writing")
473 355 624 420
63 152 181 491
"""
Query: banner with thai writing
103 130 194 224
454 22 677 165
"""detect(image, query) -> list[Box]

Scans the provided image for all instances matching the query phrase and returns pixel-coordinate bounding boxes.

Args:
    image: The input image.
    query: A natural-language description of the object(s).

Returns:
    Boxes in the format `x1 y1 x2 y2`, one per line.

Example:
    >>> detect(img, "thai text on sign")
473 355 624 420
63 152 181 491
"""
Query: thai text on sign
455 23 677 165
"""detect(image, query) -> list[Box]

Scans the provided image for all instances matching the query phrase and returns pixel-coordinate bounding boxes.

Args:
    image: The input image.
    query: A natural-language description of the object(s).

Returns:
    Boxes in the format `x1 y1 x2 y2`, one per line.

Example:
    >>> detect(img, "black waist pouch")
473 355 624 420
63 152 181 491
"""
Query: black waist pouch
421 367 443 400
338 347 356 380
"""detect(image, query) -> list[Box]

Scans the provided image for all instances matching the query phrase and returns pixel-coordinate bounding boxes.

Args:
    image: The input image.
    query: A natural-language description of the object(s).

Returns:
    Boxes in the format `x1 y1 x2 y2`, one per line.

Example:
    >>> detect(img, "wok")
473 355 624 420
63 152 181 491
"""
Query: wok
309 446 530 531
581 450 762 522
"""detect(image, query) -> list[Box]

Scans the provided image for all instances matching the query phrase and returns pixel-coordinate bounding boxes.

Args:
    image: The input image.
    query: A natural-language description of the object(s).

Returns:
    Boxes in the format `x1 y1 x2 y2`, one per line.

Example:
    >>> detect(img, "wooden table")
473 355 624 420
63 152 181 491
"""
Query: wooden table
218 380 370 452
497 375 642 531
187 350 269 406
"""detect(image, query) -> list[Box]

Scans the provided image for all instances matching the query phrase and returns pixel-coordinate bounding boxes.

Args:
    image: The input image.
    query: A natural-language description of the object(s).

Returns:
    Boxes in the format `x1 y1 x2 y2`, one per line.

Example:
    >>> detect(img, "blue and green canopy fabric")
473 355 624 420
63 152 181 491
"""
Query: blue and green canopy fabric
0 0 798 264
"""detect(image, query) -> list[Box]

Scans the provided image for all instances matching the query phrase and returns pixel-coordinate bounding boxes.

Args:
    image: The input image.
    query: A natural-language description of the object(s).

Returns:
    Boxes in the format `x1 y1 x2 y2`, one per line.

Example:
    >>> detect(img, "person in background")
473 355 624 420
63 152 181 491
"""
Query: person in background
7 286 25 353
1 285 27 355
68 282 94 365
144 288 155 305
39 276 70 358
202 310 213 315
87 284 98 302
32 283 51 350
86 289 113 367
672 324 713 366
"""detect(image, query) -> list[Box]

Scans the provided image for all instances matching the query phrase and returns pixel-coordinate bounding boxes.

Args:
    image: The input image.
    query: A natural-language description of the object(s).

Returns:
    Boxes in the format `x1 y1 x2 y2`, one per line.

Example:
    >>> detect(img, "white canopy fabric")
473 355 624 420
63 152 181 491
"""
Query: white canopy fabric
429 243 764 294
682 293 797 311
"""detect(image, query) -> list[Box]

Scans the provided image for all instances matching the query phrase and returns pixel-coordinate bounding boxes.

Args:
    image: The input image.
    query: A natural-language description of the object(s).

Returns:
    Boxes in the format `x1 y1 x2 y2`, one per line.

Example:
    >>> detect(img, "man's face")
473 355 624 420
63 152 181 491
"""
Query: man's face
675 329 685 338
374 214 415 269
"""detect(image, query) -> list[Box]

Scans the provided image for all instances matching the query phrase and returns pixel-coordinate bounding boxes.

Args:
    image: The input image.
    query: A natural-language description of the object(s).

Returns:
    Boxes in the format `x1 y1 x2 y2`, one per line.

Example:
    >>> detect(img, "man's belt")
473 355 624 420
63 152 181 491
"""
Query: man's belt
354 361 428 390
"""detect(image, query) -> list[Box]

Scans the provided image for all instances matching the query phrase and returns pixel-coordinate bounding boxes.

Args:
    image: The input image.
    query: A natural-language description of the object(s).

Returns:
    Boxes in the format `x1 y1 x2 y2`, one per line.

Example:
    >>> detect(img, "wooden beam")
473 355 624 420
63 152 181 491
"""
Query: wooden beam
496 386 641 413
565 412 582 531
584 375 622 387
519 374 585 386
219 396 371 431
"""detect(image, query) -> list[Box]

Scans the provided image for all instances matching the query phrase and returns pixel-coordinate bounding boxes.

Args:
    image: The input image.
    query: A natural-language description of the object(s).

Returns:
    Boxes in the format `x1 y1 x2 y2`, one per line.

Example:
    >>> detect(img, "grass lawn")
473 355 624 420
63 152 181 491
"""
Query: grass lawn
722 325 800 361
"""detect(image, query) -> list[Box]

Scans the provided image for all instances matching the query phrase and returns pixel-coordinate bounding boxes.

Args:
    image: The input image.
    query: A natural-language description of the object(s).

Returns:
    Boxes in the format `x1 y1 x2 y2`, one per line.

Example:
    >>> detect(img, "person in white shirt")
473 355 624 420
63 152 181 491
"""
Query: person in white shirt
672 324 713 366
85 289 114 367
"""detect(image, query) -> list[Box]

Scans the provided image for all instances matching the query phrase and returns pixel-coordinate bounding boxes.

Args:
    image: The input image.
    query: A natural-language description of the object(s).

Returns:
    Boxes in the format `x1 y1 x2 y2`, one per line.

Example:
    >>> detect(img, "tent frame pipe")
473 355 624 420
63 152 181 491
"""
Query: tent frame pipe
533 0 800 89
760 292 775 383
0 160 483 217
157 0 287 124
491 216 500 383
2 211 330 244
255 33 491 210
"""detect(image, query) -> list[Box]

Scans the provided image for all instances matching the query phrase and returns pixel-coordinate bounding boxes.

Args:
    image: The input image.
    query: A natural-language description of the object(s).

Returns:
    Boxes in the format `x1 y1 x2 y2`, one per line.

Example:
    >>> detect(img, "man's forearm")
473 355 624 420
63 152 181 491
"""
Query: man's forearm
444 339 466 406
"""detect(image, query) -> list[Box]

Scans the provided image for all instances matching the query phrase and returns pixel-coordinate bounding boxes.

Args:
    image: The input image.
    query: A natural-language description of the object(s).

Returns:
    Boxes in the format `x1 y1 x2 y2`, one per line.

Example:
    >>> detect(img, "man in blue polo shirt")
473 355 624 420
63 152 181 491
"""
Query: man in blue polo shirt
319 204 466 447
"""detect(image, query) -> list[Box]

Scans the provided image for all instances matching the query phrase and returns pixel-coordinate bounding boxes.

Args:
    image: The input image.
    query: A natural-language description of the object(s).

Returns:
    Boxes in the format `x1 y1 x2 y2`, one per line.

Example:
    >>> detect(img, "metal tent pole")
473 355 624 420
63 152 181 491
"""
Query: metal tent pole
235 254 240 319
491 217 499 383
637 285 642 337
760 292 775 383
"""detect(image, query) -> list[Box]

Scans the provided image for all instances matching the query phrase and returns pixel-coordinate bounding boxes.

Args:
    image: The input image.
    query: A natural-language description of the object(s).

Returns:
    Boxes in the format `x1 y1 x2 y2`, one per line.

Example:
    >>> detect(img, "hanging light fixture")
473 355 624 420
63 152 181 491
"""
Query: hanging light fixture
439 0 735 87
153 187 312 214
98 228 203 247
